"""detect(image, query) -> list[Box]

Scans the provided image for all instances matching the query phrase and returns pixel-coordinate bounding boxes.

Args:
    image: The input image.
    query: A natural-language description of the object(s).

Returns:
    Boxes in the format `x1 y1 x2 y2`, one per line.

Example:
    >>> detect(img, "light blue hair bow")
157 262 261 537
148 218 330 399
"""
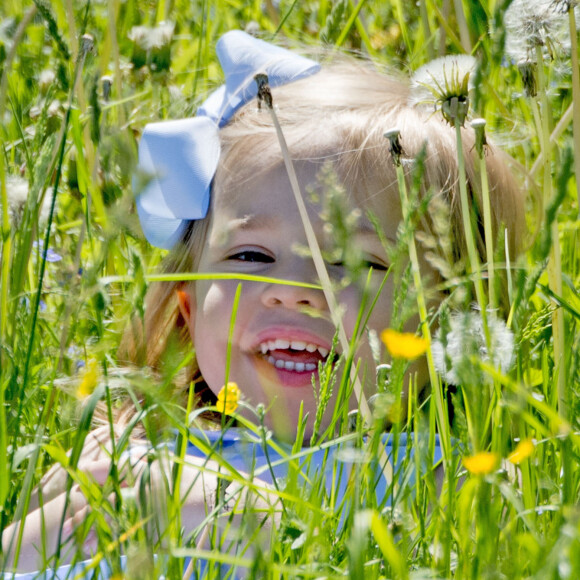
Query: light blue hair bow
135 30 321 249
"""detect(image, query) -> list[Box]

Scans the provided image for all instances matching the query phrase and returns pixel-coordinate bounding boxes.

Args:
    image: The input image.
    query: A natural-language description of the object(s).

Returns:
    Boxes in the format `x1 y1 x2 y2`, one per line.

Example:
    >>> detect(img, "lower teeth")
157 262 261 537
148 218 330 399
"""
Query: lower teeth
266 356 317 372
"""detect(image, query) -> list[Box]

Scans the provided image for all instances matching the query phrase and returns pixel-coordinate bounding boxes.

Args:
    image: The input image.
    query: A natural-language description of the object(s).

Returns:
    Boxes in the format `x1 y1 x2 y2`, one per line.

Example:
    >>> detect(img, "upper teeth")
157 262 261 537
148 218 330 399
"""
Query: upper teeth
259 339 329 358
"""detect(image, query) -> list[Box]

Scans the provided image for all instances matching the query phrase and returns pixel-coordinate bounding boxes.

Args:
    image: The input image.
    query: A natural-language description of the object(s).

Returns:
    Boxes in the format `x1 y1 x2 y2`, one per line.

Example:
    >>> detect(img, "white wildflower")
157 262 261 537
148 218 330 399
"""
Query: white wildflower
409 55 476 126
432 310 515 385
128 21 174 50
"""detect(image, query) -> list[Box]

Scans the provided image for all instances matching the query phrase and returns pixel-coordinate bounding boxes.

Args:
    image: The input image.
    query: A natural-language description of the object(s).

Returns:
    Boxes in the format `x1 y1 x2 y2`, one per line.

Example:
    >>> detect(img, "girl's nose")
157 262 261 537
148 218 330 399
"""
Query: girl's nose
261 278 327 312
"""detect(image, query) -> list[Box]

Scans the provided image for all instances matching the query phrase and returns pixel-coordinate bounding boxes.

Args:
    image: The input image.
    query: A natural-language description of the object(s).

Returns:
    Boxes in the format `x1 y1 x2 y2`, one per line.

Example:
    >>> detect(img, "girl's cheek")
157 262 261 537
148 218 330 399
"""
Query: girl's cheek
198 281 236 315
339 284 393 337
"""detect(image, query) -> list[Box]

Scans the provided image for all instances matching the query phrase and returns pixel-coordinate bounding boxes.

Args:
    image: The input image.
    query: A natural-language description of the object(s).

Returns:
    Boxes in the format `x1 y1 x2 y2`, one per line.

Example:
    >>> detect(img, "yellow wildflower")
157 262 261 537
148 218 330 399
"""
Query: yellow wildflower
463 451 499 475
381 329 429 360
508 439 534 464
77 359 99 399
216 382 240 414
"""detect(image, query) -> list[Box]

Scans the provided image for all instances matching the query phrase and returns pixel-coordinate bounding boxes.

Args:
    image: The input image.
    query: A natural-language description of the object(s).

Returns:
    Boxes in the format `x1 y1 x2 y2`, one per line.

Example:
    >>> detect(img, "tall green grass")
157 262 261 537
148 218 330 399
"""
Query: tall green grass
0 0 579 578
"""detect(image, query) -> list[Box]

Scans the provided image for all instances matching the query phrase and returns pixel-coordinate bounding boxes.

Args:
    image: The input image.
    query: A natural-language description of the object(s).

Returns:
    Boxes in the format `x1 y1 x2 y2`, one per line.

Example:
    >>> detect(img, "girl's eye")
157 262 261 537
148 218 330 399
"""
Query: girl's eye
364 259 388 272
328 259 388 271
227 250 274 263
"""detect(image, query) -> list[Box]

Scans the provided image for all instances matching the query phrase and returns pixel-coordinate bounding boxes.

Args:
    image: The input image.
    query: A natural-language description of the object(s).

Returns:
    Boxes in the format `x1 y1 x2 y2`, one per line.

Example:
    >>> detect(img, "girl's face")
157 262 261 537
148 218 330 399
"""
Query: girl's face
179 161 425 440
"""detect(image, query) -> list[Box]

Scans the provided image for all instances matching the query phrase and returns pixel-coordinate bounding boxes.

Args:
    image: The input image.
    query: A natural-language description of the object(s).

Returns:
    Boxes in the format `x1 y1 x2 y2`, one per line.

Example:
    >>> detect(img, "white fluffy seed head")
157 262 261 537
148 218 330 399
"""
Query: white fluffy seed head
3 176 53 227
432 310 515 385
409 55 477 108
502 0 575 63
128 21 174 50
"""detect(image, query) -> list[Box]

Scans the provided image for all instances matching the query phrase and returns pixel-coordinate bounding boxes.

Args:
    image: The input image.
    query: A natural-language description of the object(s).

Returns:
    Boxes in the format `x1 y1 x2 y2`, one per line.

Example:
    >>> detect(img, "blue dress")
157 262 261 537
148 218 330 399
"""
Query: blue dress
6 429 443 579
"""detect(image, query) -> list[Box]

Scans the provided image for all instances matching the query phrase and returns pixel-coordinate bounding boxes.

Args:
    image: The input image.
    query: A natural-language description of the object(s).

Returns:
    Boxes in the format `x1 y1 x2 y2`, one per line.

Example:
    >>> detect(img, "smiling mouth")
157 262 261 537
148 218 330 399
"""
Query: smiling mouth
257 339 330 373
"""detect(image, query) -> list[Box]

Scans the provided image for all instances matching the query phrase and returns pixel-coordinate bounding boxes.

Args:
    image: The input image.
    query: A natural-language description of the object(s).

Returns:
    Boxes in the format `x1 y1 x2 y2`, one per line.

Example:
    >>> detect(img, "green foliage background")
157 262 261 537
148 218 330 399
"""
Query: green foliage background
0 0 579 578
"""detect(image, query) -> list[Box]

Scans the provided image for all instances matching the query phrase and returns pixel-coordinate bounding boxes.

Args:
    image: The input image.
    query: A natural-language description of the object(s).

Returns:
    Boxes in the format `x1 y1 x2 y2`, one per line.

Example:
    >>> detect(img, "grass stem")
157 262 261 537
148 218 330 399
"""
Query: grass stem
265 103 371 424
568 5 580 217
393 158 451 460
535 45 566 418
475 137 496 310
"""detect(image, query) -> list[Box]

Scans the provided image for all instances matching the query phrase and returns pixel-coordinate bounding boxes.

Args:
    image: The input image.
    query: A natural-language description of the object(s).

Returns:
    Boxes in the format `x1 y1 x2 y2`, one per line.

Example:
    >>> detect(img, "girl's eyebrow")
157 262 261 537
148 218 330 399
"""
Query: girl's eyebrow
227 214 282 232
226 215 396 244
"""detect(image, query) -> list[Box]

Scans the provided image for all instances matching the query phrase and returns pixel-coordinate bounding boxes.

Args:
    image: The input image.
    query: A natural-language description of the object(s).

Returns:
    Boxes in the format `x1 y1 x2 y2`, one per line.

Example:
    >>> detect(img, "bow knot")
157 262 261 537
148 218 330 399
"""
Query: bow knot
135 30 320 249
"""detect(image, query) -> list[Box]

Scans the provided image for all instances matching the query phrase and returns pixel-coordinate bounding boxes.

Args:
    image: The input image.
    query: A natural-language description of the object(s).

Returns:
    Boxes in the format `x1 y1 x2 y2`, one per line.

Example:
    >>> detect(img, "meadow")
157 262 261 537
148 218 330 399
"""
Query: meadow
0 0 579 577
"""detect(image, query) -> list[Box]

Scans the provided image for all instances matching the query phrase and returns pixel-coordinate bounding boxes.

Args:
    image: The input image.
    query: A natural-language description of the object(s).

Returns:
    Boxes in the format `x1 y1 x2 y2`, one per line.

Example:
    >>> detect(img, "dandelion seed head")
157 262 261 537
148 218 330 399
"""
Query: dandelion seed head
128 26 149 46
6 176 29 213
471 118 488 156
517 61 538 97
550 0 576 13
168 84 183 102
39 69 56 92
410 55 477 104
29 106 41 120
384 127 404 166
432 310 515 385
244 20 261 36
503 0 572 62
80 34 95 56
5 177 53 227
47 100 61 117
150 21 174 48
101 75 113 101
410 55 476 125
129 21 174 51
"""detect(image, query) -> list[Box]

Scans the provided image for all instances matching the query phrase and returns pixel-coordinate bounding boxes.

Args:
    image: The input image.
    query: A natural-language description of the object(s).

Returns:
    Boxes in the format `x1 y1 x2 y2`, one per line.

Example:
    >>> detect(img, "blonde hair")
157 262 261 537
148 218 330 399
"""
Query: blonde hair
119 59 526 407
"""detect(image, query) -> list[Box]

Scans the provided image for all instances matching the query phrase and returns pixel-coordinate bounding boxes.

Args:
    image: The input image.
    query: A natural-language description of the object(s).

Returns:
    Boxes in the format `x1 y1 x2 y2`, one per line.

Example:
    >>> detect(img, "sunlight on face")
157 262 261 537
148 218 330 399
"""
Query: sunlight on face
181 161 428 440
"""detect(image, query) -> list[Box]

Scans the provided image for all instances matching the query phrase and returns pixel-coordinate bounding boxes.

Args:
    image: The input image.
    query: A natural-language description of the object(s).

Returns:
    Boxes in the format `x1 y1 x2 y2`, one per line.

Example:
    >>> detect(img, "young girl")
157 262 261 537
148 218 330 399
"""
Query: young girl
3 30 525 577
